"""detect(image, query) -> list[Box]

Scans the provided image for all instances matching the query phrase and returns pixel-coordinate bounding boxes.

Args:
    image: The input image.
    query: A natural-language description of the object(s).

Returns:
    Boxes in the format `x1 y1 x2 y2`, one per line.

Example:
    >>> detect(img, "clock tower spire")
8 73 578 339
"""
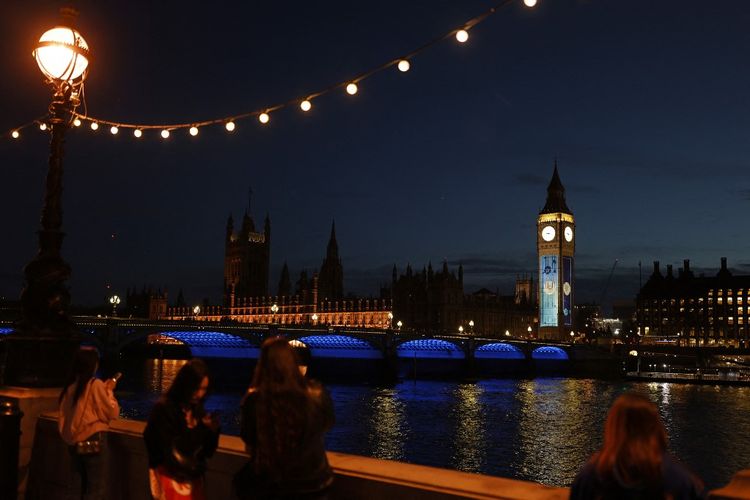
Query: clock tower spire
537 161 575 340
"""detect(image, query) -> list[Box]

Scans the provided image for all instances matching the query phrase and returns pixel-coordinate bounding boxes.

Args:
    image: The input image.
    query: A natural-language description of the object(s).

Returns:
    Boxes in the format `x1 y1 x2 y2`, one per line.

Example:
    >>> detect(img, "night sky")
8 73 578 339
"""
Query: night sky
1 0 749 312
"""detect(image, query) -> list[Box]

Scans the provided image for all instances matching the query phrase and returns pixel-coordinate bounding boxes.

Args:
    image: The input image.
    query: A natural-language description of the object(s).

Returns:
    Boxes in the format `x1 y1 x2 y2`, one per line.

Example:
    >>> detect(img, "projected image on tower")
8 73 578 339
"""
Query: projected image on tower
563 256 573 327
540 255 558 327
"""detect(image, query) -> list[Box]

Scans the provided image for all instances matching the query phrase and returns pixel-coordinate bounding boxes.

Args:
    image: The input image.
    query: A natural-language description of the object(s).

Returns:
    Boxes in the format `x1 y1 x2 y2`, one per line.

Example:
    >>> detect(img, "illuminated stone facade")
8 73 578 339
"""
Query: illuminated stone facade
168 213 390 328
636 258 750 346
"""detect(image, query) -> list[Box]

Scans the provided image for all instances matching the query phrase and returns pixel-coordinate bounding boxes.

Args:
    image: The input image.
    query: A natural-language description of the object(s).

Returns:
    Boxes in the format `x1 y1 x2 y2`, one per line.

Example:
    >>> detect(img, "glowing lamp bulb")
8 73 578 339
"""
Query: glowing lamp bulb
34 26 90 84
133 129 142 138
225 121 236 132
346 83 358 95
189 126 199 136
456 30 469 43
161 129 170 139
90 122 99 131
300 100 312 112
524 0 537 6
110 126 118 135
73 118 81 127
397 60 410 72
11 130 19 139
259 113 270 124
39 123 47 131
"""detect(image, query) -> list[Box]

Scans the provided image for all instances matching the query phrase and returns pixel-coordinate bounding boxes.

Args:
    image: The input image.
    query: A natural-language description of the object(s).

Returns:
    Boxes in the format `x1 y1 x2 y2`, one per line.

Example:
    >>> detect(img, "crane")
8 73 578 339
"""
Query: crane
600 259 619 307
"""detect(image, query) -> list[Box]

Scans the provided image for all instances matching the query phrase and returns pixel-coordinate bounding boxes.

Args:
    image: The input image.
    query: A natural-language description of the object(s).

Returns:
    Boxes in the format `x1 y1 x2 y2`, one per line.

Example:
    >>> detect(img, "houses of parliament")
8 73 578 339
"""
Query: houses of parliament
165 165 574 339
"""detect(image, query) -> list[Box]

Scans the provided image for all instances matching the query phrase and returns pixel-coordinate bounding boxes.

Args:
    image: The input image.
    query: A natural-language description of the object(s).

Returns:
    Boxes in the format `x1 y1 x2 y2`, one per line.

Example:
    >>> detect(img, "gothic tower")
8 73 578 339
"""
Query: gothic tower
537 162 575 340
223 210 271 305
318 221 344 301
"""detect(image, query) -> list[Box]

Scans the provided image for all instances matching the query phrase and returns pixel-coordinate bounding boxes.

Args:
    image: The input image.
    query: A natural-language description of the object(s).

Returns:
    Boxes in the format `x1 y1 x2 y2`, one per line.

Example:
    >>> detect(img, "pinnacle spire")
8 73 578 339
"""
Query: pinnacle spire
540 161 572 214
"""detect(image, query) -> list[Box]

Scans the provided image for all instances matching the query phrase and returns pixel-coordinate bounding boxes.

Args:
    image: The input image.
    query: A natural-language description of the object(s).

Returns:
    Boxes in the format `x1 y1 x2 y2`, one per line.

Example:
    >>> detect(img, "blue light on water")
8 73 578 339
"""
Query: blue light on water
397 339 465 359
159 331 259 359
0 328 13 335
297 335 382 359
475 343 525 360
531 346 569 360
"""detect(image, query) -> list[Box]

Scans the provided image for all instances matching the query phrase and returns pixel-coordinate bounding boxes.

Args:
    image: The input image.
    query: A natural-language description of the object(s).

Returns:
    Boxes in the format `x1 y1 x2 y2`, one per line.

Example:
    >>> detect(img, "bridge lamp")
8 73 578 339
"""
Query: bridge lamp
458 325 464 335
193 305 201 316
109 295 121 316
387 312 394 328
311 313 318 324
505 330 511 337
527 325 532 336
396 320 403 331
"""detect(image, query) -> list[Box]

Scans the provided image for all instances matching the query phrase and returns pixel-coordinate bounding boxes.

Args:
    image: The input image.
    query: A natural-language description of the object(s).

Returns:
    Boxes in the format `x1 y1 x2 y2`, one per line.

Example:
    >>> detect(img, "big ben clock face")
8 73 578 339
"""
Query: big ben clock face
541 225 556 242
564 226 573 242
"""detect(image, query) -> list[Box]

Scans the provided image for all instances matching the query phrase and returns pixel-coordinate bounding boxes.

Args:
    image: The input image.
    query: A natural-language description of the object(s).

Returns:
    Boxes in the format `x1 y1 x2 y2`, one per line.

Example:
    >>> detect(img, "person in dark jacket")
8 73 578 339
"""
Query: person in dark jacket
143 358 220 500
234 337 335 500
570 392 705 500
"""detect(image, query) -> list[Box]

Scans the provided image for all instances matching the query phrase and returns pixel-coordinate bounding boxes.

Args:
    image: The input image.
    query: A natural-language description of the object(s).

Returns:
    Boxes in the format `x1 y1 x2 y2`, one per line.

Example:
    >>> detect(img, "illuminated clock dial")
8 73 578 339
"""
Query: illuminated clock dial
541 225 556 242
564 226 573 242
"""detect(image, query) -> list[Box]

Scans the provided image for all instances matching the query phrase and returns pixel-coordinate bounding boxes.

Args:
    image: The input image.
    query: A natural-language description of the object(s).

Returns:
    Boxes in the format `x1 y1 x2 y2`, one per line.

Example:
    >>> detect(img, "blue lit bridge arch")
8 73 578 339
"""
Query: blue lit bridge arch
156 331 260 359
531 346 569 360
396 339 465 359
475 342 525 360
295 335 382 359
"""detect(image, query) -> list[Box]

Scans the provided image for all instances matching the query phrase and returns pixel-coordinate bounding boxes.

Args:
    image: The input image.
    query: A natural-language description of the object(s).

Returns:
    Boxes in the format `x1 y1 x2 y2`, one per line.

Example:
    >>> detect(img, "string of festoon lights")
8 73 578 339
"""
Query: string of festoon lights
6 0 538 141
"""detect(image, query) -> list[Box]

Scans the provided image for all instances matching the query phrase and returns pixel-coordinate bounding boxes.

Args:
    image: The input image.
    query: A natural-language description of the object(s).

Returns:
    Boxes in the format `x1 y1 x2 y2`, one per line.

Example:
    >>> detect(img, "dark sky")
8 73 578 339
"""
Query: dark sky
1 0 749 312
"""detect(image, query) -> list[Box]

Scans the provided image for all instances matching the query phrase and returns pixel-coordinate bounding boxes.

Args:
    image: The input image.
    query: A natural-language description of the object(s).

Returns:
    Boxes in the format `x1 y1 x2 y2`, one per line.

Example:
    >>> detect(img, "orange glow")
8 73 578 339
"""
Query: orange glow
346 83 358 95
34 27 89 82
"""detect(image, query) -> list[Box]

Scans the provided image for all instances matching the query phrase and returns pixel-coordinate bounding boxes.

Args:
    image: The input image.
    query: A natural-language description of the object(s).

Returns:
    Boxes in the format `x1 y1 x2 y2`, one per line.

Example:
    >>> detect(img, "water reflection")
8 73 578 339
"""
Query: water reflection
367 389 405 460
451 384 485 472
118 360 750 490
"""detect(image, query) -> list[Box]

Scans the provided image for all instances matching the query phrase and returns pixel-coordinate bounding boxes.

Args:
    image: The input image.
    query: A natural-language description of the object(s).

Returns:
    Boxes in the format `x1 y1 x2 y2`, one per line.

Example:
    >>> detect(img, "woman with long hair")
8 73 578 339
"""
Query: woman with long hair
234 337 335 500
143 358 220 500
58 346 120 500
570 393 705 500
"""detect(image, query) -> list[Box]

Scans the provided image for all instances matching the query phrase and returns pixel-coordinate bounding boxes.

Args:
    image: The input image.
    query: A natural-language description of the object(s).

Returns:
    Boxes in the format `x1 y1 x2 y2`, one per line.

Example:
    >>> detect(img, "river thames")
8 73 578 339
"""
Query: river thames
115 358 750 490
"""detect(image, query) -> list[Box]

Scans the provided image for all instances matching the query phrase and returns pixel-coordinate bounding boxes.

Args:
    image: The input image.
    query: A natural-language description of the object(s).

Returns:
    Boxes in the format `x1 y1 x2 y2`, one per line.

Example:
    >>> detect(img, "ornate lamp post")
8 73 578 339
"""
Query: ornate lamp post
109 295 121 317
4 10 90 387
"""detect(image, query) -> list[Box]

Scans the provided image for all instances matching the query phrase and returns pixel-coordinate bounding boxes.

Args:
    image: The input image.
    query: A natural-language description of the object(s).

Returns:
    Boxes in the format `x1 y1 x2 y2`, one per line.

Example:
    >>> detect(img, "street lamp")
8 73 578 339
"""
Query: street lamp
193 305 201 316
271 303 279 324
468 320 474 336
109 295 121 317
387 312 394 329
311 313 318 325
458 325 464 335
527 325 533 338
396 320 403 331
6 9 91 386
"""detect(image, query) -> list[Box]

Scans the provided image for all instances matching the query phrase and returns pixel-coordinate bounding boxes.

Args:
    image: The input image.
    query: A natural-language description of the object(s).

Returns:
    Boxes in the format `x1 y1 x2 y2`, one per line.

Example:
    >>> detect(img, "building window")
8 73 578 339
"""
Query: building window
739 297 744 305
729 317 735 325
708 298 713 305
718 298 723 305
728 297 734 305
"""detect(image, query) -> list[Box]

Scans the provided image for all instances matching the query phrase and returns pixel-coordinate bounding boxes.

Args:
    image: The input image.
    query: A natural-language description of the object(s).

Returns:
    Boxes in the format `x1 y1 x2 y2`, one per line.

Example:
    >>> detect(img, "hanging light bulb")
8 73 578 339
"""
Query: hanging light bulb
346 83 358 95
39 123 47 131
524 0 538 6
300 100 312 112
456 30 469 43
259 112 270 124
189 126 199 136
225 121 236 132
133 129 142 138
110 126 119 135
397 60 410 72
73 118 82 127
11 130 19 139
90 122 99 131
161 129 170 139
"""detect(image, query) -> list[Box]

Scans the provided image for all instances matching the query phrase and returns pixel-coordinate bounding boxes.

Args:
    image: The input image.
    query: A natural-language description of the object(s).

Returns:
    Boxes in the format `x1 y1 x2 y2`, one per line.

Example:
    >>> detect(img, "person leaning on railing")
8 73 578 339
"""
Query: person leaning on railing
234 337 335 500
58 346 120 500
570 392 705 500
143 358 220 500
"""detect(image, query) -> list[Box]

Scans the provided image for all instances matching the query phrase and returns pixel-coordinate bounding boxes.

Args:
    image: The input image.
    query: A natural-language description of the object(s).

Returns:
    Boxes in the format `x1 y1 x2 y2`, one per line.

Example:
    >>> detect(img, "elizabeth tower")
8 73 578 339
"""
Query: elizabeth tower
537 163 575 340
